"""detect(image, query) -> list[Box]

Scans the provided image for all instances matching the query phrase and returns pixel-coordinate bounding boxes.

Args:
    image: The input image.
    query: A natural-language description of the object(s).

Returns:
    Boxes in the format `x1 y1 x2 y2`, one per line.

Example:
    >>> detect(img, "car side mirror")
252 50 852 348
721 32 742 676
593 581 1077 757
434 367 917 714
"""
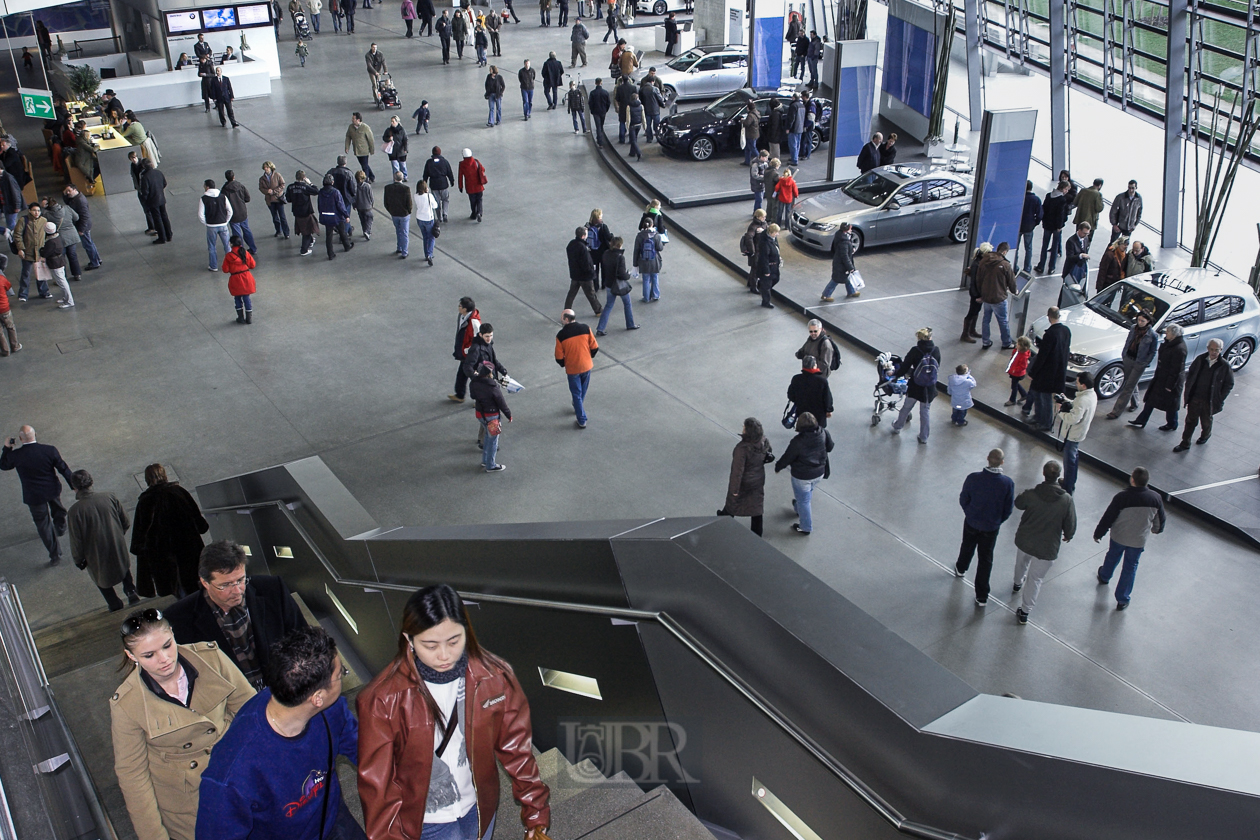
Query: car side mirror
885 200 900 210
687 68 697 73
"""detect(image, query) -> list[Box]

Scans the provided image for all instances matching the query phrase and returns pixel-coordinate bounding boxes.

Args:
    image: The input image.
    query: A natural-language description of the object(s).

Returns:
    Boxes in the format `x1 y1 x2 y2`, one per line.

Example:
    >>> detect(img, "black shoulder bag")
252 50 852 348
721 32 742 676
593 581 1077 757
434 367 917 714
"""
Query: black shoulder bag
317 712 333 840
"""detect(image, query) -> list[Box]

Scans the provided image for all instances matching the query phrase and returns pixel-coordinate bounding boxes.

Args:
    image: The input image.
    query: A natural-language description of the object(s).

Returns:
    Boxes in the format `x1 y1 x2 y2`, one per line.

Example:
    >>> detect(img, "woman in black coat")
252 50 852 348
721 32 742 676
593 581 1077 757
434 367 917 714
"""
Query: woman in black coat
596 236 638 334
129 464 210 597
718 417 773 536
961 243 989 342
774 413 833 534
891 328 942 443
1130 324 1187 430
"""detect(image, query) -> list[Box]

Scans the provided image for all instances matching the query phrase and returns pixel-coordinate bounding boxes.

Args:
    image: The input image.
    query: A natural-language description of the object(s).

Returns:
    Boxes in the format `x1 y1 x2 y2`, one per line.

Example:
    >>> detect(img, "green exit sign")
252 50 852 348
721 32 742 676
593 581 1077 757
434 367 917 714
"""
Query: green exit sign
19 87 54 119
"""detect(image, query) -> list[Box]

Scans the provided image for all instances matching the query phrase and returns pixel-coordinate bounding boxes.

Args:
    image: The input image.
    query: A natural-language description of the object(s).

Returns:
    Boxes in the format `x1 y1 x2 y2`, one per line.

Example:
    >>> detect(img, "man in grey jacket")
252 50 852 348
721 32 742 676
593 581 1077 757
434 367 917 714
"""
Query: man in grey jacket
1094 465 1165 610
570 20 589 66
1104 309 1157 418
1109 179 1142 242
1012 460 1077 624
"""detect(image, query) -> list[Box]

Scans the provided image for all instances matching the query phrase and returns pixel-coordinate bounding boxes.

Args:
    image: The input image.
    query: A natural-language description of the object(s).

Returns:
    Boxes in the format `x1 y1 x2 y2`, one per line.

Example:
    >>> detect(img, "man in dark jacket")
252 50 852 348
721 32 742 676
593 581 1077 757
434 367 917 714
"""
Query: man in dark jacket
1012 460 1076 624
1035 180 1071 274
638 76 665 142
421 146 454 222
220 170 257 254
955 448 1016 607
165 540 304 688
1062 222 1091 282
773 413 833 535
461 322 507 382
542 51 564 109
317 174 353 260
795 319 835 377
806 31 823 87
976 243 1017 349
1023 306 1071 430
754 223 781 309
787 356 833 428
1175 338 1234 452
1104 309 1158 418
766 101 784 160
0 166 22 234
820 222 857 300
284 171 320 256
1130 323 1187 430
326 155 358 207
856 131 882 173
1093 466 1165 610
588 78 611 147
663 13 678 56
1016 180 1042 273
383 171 414 258
62 185 102 269
210 66 238 128
565 227 603 315
518 59 536 119
1 425 74 565
614 75 635 144
138 159 173 244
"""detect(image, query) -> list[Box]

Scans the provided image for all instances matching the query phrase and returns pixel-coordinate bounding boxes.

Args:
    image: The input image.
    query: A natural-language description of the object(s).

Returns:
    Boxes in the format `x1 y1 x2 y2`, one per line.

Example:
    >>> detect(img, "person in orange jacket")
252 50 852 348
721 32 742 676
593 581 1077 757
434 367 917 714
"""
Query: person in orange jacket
222 235 257 324
773 167 799 226
456 148 487 222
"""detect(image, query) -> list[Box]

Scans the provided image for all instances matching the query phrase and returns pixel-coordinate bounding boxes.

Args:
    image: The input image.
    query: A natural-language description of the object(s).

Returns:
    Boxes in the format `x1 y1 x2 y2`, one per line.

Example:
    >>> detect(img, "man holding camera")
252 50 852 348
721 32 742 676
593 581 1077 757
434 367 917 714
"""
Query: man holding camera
1052 372 1097 495
1 426 74 565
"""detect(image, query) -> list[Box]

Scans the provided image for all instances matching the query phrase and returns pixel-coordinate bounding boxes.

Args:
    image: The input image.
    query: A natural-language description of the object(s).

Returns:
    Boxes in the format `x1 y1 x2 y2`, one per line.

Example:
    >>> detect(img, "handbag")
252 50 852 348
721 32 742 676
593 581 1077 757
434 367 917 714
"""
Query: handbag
781 400 797 430
381 139 394 155
611 276 632 297
34 261 52 282
485 415 502 436
848 269 865 291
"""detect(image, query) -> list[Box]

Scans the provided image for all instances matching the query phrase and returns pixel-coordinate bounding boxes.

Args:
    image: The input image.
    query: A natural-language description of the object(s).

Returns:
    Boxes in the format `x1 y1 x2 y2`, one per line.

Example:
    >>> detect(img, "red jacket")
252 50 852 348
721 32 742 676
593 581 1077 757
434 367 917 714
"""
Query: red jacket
221 249 256 295
357 653 550 840
1008 348 1031 378
458 157 487 194
774 173 799 205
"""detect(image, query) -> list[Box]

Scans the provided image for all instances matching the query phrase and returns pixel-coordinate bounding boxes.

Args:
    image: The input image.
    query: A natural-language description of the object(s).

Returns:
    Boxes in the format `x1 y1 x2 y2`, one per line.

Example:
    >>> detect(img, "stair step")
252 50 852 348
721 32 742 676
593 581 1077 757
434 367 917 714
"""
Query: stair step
580 787 715 840
493 753 611 839
548 771 649 838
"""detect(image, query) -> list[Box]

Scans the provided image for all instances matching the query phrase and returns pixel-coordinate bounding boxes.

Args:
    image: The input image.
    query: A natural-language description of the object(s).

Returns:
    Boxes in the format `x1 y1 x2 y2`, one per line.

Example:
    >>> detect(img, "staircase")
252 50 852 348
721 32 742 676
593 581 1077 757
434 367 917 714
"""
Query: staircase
492 748 718 840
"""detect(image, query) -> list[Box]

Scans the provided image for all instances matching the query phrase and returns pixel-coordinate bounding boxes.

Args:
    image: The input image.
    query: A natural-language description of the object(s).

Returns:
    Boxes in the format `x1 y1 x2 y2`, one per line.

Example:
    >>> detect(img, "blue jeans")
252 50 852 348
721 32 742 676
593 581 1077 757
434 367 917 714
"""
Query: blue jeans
572 110 587 131
392 215 409 255
892 396 931 442
268 202 290 236
333 11 342 30
645 113 659 141
951 407 969 424
487 95 501 124
1017 228 1035 272
1 212 16 235
312 11 320 30
1038 227 1061 270
786 132 801 162
744 143 756 166
1061 440 1079 494
80 229 101 266
479 415 500 470
391 159 409 180
567 370 590 424
1098 539 1144 605
821 273 857 298
357 155 375 182
417 218 435 258
1023 389 1053 429
641 273 659 301
205 225 231 269
418 807 484 840
521 89 533 117
981 299 1011 346
790 475 821 533
17 260 47 298
231 218 257 253
596 290 636 332
234 294 252 311
1009 375 1028 402
751 188 763 211
476 45 486 64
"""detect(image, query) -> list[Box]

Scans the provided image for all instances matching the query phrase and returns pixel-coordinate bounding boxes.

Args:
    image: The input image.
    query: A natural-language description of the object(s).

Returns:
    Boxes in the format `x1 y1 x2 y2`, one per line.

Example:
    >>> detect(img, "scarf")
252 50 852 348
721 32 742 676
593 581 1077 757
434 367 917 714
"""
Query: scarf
415 651 468 685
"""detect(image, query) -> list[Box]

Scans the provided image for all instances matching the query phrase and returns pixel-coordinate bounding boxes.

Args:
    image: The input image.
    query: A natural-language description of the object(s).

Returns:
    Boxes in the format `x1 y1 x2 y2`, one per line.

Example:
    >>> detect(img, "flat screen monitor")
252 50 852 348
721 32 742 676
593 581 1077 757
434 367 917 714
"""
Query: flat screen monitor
165 11 202 32
202 7 238 28
235 3 271 25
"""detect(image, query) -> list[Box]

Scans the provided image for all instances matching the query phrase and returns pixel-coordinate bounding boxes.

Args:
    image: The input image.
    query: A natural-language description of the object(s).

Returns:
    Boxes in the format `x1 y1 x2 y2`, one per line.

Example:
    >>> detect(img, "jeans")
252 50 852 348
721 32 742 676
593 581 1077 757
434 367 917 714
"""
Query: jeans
540 7 550 24
391 159 409 180
790 475 821 533
1038 227 1061 271
312 11 321 30
1098 539 1144 605
476 45 486 64
99 571 139 611
951 407 969 425
29 496 66 561
231 218 257 252
596 290 636 332
629 125 641 158
593 113 607 145
800 124 812 158
821 273 857 298
1009 374 1028 403
744 143 756 166
572 110 587 131
417 218 435 258
544 85 558 109
751 188 763 212
786 132 801 163
640 273 659 301
522 89 534 117
808 57 819 85
392 215 409 255
205 225 231 269
17 260 48 298
1061 440 1079 494
268 202 290 236
1 211 16 235
567 370 591 424
479 415 501 469
956 522 998 602
645 113 659 142
981 299 1011 346
80 229 101 266
234 293 252 311
1017 229 1035 272
326 801 370 840
1023 389 1053 429
357 155 375 182
418 807 487 840
892 397 931 441
333 11 343 30
1109 358 1147 413
1014 549 1054 612
487 94 502 125
1133 403 1177 428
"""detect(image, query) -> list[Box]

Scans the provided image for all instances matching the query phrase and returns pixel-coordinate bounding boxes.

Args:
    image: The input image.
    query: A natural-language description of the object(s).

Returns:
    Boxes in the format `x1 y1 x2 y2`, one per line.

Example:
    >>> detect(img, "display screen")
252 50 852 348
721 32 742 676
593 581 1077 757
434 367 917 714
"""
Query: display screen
202 7 238 28
165 11 202 32
236 3 272 25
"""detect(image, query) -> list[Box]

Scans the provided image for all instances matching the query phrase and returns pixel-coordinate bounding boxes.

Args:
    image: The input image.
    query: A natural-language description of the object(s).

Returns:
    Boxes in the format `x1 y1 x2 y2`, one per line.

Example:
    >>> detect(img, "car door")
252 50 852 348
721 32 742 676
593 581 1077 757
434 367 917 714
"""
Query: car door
1197 294 1248 357
917 178 967 237
717 54 748 95
1161 299 1202 361
865 183 923 245
686 54 725 96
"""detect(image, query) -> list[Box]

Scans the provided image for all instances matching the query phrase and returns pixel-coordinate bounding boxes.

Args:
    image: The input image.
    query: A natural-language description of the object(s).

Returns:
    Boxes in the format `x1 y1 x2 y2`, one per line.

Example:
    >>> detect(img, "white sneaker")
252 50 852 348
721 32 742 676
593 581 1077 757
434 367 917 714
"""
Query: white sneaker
58 301 74 309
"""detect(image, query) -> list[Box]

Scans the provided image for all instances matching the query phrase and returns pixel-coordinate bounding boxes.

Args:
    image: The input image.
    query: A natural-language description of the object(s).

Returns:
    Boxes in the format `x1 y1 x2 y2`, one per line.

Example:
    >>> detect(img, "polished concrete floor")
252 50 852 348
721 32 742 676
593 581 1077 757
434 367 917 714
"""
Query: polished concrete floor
2 11 1258 782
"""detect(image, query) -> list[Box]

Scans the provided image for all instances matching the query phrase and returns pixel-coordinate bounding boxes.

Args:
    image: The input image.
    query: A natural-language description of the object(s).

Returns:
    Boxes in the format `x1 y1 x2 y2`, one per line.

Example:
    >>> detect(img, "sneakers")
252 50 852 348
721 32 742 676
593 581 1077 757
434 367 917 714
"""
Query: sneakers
953 565 965 577
447 395 465 402
1016 609 1029 625
1116 601 1129 610
57 301 74 309
975 597 988 607
485 464 506 472
299 249 312 256
819 296 834 302
792 524 810 534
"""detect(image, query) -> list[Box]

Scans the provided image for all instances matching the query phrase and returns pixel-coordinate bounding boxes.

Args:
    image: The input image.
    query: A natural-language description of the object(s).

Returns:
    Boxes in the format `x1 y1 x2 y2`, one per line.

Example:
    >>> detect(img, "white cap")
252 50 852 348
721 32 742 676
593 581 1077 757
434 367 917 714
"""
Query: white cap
44 222 56 234
462 148 472 159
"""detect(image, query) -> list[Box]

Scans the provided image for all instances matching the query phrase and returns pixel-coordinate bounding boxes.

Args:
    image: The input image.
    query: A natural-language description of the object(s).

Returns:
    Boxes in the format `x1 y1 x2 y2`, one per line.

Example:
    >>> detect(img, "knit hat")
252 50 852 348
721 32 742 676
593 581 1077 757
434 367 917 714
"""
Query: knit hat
44 222 56 234
462 148 472 158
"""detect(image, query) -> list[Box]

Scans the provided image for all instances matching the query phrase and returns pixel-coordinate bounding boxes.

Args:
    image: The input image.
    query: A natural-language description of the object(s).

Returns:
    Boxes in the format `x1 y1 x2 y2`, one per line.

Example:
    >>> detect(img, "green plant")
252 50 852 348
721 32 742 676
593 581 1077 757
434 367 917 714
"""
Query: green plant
66 64 101 106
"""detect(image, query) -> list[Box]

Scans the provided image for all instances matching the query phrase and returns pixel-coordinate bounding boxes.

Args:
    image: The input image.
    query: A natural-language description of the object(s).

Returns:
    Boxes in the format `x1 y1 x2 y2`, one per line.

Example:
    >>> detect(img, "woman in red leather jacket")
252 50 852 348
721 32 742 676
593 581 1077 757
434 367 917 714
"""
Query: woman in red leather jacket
357 585 550 840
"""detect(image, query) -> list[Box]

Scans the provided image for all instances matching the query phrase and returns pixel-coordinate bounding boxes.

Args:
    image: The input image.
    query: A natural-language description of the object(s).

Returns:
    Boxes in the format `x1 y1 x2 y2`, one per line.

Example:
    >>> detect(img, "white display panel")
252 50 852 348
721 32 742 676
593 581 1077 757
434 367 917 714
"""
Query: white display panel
202 7 238 28
236 3 272 25
166 11 202 32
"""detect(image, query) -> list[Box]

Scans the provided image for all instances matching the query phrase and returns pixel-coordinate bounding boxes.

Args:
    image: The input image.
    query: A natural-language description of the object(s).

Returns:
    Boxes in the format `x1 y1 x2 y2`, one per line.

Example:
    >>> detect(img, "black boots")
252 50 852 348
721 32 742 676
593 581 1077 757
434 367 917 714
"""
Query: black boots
236 308 245 324
236 309 253 325
245 310 253 325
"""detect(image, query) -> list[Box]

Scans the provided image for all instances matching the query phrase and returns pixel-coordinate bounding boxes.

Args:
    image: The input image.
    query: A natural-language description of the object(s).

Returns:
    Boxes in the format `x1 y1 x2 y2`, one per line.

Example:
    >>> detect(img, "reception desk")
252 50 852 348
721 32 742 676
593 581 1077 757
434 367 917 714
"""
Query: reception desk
99 58 271 113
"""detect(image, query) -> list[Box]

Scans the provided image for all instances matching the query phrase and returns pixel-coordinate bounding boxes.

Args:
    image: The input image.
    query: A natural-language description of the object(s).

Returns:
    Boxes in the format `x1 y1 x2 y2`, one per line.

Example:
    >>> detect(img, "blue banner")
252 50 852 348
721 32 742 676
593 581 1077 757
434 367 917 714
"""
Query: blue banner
976 138 1034 247
834 64 875 158
881 16 936 118
751 15 784 91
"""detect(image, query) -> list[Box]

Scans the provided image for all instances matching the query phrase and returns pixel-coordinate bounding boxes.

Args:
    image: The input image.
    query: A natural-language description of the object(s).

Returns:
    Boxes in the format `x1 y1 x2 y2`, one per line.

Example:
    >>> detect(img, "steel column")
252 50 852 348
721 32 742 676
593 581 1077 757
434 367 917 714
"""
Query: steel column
963 0 983 130
1163 0 1188 249
1049 0 1068 178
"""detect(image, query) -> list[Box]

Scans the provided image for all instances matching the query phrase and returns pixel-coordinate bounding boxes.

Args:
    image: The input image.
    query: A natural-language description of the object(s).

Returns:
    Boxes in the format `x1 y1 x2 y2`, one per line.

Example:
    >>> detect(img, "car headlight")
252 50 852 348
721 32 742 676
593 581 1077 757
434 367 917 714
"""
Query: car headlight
1069 353 1099 367
810 222 837 232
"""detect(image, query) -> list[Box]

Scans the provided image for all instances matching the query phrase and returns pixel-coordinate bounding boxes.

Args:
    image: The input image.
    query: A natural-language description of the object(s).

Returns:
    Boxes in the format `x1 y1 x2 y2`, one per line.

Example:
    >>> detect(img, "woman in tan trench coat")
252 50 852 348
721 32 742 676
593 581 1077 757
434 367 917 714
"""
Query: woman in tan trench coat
110 609 255 840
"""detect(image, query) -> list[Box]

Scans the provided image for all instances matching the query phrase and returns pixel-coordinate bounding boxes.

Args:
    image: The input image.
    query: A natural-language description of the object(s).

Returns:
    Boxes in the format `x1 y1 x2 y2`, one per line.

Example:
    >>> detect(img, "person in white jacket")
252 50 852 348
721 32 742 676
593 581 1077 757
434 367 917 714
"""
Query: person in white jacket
1053 371 1097 495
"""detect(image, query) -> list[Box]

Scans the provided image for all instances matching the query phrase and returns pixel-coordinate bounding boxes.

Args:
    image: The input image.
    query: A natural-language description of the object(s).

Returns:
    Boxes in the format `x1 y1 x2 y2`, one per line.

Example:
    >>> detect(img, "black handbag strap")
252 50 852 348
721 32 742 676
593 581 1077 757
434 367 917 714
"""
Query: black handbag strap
435 701 459 758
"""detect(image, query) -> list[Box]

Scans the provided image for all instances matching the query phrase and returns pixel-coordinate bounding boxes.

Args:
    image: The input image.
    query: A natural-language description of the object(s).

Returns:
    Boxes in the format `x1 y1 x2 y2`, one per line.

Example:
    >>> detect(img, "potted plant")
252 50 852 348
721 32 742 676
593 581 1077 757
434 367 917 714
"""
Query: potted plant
66 63 101 108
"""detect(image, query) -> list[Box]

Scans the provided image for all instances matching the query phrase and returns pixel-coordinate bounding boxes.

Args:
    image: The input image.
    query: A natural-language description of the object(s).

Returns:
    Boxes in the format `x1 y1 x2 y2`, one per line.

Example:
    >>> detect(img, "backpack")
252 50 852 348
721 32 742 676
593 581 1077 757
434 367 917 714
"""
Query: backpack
912 352 939 389
640 232 657 262
826 336 842 370
585 225 600 251
739 230 755 256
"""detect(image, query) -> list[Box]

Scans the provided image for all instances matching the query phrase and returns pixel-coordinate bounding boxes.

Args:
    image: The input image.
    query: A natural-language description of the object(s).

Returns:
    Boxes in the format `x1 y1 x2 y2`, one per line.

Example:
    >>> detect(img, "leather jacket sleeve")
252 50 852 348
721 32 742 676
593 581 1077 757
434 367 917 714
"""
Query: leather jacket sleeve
492 667 551 830
356 679 410 840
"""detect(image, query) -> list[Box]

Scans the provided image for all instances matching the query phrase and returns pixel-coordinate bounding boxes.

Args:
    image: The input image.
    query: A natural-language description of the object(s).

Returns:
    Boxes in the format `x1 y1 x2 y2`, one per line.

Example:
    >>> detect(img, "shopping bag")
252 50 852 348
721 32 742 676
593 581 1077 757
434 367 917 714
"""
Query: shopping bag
848 269 865 291
502 375 525 394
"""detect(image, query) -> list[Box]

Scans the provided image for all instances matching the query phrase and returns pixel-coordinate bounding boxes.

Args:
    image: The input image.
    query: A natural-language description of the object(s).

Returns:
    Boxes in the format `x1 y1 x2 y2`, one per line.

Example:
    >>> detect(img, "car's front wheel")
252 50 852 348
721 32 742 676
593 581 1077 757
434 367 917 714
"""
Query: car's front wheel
662 85 677 105
688 135 715 161
652 0 667 13
1226 337 1255 371
948 214 970 243
1095 363 1125 399
810 127 823 150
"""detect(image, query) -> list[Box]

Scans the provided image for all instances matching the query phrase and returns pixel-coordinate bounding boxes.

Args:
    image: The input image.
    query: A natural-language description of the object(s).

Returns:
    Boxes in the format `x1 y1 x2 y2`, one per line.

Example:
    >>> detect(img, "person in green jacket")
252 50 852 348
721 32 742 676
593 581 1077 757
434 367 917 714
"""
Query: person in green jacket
1072 177 1105 246
1011 461 1077 625
344 111 376 183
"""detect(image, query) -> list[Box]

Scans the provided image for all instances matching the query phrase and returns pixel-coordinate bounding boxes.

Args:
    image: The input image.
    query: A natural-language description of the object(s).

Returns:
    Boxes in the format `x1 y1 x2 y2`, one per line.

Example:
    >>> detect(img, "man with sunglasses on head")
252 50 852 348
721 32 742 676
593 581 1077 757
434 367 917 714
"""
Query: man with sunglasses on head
165 540 303 689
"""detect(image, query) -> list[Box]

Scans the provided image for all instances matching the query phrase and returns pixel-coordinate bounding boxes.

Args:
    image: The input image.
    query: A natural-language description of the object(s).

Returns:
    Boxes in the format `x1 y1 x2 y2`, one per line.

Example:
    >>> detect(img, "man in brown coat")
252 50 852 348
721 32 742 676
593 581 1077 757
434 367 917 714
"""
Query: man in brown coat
67 469 139 610
977 241 1017 350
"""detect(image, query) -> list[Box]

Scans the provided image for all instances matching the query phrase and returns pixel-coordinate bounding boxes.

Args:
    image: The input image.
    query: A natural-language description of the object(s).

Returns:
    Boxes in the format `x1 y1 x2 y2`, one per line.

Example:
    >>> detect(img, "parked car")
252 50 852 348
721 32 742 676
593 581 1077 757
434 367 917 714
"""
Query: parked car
656 88 830 162
654 46 751 104
789 165 972 254
635 0 688 14
1027 268 1259 398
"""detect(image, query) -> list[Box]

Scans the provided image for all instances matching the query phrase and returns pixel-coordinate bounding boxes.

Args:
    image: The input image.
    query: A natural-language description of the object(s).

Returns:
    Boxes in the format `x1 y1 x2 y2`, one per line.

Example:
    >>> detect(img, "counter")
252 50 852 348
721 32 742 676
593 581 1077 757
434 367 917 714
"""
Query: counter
97 59 271 113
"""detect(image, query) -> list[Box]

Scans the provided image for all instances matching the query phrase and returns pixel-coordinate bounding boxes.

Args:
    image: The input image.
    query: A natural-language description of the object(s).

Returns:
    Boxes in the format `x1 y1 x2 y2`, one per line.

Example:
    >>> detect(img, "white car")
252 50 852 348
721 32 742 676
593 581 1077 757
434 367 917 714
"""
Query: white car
653 46 750 104
635 0 688 15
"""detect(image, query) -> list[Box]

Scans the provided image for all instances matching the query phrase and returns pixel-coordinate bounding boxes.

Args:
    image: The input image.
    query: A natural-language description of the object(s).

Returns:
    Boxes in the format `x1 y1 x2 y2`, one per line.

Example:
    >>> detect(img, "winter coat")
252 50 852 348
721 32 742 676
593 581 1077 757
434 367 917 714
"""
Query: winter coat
345 122 375 157
725 435 773 516
542 57 564 88
749 158 767 191
959 467 1015 532
1121 323 1158 370
600 248 630 293
518 65 536 90
571 22 588 43
795 333 834 378
773 172 799 205
639 210 666 236
44 203 80 248
947 373 977 410
422 155 455 190
1096 247 1124 293
1142 335 1187 412
743 109 761 142
787 371 833 426
452 11 468 38
566 237 596 282
458 157 486 194
589 85 611 117
1094 485 1165 548
110 643 256 840
0 170 21 216
401 0 416 18
130 482 208 597
383 182 414 218
139 168 168 207
383 124 408 161
1029 322 1071 393
317 186 349 225
1013 481 1077 560
1041 192 1070 230
461 335 506 380
470 374 512 420
485 72 506 98
976 251 1016 304
1072 185 1104 227
1124 246 1153 277
1020 191 1043 233
638 82 664 116
222 248 257 296
1062 233 1090 279
40 234 65 269
1054 387 1097 443
1109 190 1143 232
220 180 251 221
774 426 833 480
353 181 374 212
67 489 130 588
1183 353 1234 413
618 49 639 76
632 228 662 274
13 212 45 258
896 340 941 403
628 101 644 128
754 231 780 280
258 169 286 206
567 87 585 114
284 181 319 218
767 105 785 144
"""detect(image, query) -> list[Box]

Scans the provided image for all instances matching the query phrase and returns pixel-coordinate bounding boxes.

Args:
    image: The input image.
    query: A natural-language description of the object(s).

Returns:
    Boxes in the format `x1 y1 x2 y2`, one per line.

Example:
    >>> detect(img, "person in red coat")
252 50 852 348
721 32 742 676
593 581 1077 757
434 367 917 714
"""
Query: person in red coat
222 235 257 324
456 147 487 222
772 168 799 226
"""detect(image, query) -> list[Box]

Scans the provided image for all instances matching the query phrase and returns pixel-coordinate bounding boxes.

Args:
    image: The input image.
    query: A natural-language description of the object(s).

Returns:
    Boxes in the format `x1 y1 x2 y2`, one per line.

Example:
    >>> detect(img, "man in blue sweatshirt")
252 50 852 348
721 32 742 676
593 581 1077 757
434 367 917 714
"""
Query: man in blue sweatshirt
1094 465 1166 610
197 627 365 840
954 448 1015 607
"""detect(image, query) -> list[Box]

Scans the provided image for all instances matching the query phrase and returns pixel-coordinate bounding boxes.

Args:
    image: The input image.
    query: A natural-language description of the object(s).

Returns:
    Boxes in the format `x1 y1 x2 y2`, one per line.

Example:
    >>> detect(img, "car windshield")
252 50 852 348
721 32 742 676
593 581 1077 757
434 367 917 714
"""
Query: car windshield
1085 282 1171 327
843 172 899 206
703 92 749 120
666 51 703 71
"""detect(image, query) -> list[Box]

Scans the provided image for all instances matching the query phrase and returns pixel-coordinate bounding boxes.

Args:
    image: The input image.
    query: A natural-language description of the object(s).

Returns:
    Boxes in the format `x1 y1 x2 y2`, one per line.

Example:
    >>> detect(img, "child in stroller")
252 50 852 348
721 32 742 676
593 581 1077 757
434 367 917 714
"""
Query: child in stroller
871 352 907 426
293 9 313 38
376 74 400 109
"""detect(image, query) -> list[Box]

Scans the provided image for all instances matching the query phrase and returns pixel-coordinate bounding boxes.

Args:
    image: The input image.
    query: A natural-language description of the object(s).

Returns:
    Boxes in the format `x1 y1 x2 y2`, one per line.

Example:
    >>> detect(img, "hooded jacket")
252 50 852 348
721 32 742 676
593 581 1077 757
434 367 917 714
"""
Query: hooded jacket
1014 481 1077 560
317 185 349 224
976 251 1016 304
775 426 833 480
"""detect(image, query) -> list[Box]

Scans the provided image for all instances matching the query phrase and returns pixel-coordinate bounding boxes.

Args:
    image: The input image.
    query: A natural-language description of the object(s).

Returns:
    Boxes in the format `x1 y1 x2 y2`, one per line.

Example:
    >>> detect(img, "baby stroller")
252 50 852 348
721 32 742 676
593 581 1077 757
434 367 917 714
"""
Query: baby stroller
376 74 400 110
871 352 907 426
293 9 312 39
